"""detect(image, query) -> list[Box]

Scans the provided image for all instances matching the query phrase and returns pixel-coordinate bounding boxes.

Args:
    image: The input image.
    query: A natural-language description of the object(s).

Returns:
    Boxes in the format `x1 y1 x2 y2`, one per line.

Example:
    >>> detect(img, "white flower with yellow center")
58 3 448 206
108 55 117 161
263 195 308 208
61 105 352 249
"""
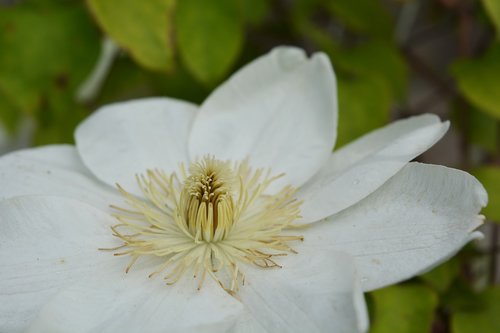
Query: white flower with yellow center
0 47 487 333
109 156 304 293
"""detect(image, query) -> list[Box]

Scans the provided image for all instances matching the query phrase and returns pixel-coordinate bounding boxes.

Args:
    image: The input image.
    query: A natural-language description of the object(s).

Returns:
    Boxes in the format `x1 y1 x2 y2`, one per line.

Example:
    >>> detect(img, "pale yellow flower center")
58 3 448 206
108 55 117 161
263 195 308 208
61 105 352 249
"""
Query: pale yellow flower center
103 156 303 293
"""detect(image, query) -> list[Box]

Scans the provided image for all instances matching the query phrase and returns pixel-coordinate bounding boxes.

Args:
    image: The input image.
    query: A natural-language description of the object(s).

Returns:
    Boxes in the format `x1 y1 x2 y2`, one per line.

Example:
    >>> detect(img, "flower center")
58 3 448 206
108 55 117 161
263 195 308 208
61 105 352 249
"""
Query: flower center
103 156 303 292
181 158 235 242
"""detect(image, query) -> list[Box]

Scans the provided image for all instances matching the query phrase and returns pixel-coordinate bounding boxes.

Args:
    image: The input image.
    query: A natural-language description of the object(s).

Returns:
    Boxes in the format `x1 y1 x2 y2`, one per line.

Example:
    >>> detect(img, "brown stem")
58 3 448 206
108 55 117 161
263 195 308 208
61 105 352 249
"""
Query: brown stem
490 122 500 284
401 46 456 97
490 224 499 284
456 0 474 169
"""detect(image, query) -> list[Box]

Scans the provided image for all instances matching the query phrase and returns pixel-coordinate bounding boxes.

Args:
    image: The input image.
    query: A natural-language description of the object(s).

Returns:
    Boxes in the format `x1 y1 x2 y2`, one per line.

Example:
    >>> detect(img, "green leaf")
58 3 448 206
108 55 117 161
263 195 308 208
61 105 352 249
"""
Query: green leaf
336 76 391 147
472 167 500 222
87 0 175 72
0 2 99 130
325 0 393 37
370 284 438 333
482 0 500 36
452 43 500 119
469 108 498 153
420 258 460 293
175 0 244 85
452 287 500 333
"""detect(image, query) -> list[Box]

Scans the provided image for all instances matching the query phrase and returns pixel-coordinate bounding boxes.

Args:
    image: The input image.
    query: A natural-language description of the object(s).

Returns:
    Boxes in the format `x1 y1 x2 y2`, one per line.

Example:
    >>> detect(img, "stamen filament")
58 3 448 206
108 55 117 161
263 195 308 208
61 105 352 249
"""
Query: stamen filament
103 157 303 293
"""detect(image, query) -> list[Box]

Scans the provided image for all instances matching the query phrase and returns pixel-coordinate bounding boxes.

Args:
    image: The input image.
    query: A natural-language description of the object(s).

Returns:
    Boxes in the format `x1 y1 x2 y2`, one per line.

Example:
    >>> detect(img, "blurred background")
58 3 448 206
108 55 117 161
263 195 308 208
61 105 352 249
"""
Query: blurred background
0 0 499 331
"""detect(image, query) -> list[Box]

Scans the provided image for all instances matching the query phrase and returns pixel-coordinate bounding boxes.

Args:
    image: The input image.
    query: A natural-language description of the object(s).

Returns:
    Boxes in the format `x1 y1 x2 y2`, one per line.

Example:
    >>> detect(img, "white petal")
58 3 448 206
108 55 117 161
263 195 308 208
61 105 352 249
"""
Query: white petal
189 47 337 190
297 114 449 223
0 145 121 212
0 196 120 333
232 313 268 333
75 97 197 195
29 269 244 333
238 248 368 333
300 163 487 291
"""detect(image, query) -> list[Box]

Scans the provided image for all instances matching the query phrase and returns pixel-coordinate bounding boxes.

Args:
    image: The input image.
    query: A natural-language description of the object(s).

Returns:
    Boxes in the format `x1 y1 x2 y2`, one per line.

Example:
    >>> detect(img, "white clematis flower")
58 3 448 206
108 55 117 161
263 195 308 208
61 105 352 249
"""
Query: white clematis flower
0 47 487 333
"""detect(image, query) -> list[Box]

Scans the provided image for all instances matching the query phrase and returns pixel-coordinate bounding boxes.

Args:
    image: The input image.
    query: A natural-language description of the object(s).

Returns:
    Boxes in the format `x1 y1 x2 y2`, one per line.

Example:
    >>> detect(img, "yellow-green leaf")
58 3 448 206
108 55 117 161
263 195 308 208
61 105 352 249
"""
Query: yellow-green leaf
370 284 438 333
175 0 244 85
472 167 500 222
87 0 175 72
452 43 500 120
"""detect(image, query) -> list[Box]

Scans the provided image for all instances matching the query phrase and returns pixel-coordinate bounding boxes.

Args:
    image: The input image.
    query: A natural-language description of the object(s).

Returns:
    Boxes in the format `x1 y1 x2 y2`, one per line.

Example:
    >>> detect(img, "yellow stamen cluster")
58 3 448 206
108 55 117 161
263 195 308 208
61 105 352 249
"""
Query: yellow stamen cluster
181 157 235 242
103 156 303 293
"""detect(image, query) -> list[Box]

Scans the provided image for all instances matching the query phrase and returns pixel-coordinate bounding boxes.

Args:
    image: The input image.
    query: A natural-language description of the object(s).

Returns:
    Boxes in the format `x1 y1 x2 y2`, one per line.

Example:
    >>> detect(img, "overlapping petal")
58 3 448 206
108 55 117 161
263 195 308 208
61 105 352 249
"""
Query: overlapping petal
0 196 120 332
238 248 368 333
189 47 337 190
297 114 449 223
0 145 121 212
301 163 487 291
75 98 197 195
1 196 246 333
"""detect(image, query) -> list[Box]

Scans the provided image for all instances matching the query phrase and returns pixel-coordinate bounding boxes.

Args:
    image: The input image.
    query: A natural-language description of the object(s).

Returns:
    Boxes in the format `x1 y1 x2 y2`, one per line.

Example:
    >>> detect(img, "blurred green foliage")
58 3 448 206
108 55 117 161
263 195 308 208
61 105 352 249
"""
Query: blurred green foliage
0 0 499 332
0 0 98 139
